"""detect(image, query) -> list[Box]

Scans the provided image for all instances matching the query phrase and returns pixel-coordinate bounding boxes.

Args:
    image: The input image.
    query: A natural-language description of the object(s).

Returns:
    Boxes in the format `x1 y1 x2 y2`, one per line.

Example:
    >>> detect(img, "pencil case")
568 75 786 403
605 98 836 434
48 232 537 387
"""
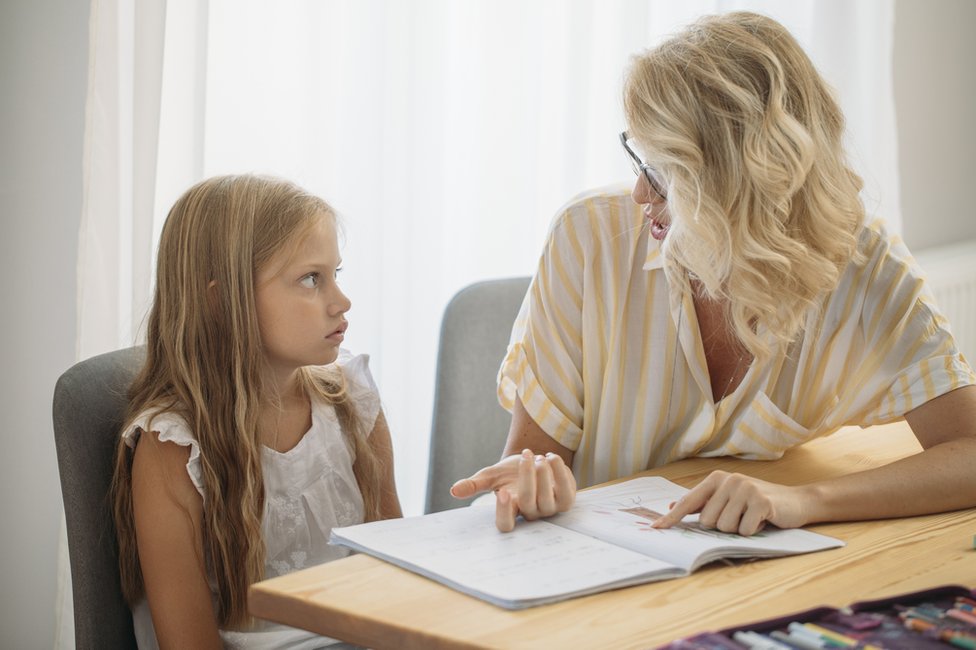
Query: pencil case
661 584 976 649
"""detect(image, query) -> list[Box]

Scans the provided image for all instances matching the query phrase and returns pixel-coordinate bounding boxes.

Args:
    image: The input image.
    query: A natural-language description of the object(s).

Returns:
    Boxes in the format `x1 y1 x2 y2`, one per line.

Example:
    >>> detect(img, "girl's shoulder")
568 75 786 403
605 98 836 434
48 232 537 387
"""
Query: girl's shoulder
306 349 379 397
122 408 205 494
335 349 379 398
307 349 382 432
122 408 196 447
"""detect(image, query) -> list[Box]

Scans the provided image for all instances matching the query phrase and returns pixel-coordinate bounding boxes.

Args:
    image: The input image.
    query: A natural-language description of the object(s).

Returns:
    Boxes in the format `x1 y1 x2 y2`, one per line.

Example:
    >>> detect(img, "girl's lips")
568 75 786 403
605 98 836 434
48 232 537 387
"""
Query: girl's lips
327 323 347 341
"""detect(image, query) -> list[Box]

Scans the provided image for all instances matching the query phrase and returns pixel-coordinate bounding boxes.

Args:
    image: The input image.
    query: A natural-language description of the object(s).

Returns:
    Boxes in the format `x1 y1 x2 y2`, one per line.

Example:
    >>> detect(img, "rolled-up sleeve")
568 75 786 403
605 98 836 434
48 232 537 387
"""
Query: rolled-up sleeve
498 209 590 451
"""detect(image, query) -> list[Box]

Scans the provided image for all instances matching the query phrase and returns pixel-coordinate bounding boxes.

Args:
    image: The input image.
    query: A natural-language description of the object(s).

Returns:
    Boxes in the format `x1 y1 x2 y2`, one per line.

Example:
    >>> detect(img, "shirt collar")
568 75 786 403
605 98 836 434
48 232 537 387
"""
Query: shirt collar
643 235 665 270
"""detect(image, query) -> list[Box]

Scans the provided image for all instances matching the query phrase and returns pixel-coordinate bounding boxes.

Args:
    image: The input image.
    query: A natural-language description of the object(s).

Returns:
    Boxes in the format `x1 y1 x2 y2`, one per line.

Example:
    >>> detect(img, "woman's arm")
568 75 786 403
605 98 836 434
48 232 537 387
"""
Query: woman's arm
811 383 976 517
131 431 222 649
368 409 403 519
653 385 976 535
450 396 577 531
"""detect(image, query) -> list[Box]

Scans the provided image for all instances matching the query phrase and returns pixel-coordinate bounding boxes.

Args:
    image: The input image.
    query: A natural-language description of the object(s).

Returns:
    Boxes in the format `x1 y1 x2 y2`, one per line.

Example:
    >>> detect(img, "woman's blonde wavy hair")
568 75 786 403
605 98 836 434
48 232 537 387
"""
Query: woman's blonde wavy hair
624 11 865 359
111 174 384 628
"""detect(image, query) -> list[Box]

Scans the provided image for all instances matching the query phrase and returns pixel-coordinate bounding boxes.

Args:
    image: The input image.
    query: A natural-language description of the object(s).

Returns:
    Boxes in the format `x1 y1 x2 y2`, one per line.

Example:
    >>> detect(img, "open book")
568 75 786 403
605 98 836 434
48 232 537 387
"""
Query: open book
329 476 844 610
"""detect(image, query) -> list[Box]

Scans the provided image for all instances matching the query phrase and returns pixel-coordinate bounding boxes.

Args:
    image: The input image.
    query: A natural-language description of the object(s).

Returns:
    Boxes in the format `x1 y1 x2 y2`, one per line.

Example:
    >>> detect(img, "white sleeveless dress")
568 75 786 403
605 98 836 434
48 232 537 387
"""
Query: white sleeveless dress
122 350 379 649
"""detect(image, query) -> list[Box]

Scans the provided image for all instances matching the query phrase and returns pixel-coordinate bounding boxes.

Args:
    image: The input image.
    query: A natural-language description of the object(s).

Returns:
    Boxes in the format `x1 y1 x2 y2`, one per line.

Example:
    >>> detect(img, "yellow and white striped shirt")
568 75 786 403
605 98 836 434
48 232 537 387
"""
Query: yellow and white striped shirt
498 185 976 489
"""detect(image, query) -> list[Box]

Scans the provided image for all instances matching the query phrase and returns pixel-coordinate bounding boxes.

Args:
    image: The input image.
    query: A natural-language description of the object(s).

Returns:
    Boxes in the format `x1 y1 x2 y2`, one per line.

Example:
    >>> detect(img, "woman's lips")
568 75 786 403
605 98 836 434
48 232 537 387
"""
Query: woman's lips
649 217 670 241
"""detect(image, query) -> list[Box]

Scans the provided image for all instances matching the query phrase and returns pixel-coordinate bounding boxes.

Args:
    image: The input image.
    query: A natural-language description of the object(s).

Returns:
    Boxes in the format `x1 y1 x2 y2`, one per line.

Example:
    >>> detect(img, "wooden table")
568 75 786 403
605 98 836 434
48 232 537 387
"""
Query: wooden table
249 421 976 649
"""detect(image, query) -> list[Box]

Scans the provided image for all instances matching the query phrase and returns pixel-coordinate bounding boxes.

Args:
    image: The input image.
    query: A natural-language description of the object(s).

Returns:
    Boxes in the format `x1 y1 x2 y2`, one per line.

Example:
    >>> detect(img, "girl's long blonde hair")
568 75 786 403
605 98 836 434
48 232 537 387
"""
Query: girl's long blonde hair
624 11 865 359
111 174 384 628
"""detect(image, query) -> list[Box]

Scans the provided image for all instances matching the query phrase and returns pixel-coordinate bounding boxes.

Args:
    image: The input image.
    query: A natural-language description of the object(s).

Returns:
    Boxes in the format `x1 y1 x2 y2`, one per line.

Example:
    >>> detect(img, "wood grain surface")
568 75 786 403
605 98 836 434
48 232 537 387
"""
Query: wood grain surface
248 422 976 649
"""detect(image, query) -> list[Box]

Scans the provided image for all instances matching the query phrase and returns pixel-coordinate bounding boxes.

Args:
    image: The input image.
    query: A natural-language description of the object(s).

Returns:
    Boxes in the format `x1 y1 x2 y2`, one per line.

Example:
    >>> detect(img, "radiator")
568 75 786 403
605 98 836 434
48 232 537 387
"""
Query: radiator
913 239 976 366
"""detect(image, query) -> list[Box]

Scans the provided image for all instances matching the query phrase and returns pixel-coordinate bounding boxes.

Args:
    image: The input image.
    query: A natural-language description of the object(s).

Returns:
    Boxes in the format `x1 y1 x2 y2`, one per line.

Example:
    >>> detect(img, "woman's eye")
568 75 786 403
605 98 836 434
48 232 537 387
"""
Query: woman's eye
299 273 319 289
335 266 343 279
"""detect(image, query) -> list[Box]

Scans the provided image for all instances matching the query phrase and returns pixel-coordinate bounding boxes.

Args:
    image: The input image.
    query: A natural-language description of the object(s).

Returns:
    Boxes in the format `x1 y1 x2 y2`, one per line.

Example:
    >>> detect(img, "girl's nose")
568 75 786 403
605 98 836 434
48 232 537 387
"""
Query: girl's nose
329 286 351 317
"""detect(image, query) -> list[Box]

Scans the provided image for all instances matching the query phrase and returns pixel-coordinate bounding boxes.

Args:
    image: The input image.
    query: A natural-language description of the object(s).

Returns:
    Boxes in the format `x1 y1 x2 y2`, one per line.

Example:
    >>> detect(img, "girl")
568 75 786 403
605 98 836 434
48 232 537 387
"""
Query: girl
111 174 401 648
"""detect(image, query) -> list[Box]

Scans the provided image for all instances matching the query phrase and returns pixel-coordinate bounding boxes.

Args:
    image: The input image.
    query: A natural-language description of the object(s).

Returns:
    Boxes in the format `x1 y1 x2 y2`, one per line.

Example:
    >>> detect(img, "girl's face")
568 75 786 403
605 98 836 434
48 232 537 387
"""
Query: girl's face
254 216 351 377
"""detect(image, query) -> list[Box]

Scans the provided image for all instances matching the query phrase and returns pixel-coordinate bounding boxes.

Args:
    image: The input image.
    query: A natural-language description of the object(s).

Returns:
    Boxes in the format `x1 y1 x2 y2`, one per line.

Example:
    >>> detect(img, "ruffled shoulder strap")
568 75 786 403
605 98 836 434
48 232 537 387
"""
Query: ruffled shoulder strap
335 349 382 435
122 410 206 495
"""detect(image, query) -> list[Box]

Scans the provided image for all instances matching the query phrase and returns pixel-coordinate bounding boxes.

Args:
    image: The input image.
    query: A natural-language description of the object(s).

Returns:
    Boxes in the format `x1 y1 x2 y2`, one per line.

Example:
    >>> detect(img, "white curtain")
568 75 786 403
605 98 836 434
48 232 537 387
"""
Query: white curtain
60 1 897 645
199 0 898 519
57 0 202 646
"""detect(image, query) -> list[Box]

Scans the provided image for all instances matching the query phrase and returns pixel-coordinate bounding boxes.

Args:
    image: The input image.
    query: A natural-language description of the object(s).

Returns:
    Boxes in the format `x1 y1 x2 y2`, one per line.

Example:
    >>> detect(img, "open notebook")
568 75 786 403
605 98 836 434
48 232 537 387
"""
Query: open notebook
330 476 844 610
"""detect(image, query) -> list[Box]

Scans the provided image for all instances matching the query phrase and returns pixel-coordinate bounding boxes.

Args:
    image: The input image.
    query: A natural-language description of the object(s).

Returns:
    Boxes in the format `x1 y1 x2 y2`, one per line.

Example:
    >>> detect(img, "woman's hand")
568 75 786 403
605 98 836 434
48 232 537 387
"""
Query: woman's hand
652 471 815 536
450 449 577 532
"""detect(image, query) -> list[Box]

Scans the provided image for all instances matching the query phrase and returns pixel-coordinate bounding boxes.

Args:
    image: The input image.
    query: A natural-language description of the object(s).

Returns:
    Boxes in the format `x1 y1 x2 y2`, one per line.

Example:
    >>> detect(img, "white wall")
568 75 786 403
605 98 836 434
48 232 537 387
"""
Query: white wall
0 0 89 647
0 2 973 647
895 0 976 251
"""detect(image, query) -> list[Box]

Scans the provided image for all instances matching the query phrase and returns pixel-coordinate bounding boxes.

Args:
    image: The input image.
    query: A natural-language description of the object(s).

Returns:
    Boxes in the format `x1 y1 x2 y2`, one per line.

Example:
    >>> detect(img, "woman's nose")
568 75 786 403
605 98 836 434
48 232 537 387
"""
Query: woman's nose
631 173 653 204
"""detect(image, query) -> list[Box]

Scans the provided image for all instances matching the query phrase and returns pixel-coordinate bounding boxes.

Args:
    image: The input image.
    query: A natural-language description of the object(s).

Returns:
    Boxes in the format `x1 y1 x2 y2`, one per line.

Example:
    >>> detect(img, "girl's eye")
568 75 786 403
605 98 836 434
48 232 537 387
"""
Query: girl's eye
335 265 343 279
299 273 320 289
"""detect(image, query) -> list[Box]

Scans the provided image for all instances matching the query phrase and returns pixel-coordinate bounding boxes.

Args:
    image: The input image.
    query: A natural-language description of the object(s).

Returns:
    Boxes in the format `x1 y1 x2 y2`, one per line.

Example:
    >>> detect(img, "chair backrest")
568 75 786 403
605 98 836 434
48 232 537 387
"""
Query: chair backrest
425 277 531 513
52 346 146 650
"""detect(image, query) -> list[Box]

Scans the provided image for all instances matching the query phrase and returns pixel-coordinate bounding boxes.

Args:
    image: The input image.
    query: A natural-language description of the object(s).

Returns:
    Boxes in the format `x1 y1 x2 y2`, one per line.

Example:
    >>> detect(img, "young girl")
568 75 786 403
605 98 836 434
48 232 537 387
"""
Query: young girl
111 174 401 648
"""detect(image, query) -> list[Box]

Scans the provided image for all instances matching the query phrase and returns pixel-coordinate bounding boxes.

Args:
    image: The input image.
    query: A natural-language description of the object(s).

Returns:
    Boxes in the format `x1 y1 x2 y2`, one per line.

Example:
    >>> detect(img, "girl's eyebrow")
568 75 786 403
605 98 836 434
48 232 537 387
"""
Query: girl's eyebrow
290 253 341 267
291 258 342 273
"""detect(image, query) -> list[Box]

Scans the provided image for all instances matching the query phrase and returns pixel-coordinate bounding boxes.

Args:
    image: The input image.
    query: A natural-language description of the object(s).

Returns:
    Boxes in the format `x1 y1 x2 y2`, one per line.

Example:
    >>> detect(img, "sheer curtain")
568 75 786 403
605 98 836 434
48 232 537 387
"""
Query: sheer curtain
60 0 897 645
199 0 898 518
57 0 202 645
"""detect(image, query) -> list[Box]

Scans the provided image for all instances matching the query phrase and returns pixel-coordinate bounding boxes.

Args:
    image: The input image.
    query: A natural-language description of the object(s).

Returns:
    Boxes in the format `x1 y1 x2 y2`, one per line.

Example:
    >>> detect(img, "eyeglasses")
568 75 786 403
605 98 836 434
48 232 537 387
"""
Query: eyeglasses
620 131 667 201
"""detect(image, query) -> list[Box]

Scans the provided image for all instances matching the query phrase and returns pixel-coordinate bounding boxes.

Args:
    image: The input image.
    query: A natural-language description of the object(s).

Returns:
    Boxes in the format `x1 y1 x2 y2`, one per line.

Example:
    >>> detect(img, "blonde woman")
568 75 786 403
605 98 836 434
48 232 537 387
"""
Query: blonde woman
111 175 401 648
452 12 976 535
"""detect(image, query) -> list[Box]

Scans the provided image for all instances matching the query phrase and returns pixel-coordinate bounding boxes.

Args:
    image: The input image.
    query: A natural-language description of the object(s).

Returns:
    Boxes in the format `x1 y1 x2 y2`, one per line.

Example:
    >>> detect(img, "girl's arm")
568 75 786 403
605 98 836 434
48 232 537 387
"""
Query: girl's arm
653 385 976 535
369 409 403 519
131 431 222 649
450 396 577 531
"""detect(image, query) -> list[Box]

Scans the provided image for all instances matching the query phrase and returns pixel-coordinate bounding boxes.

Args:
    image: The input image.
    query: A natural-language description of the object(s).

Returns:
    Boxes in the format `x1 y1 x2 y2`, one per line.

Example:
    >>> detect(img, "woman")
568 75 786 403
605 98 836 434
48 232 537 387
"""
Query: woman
451 11 976 535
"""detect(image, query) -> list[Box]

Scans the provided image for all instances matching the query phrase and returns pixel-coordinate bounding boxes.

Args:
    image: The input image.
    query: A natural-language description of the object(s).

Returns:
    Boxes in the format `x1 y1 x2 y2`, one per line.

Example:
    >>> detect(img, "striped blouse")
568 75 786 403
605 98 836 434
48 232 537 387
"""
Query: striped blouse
498 185 976 489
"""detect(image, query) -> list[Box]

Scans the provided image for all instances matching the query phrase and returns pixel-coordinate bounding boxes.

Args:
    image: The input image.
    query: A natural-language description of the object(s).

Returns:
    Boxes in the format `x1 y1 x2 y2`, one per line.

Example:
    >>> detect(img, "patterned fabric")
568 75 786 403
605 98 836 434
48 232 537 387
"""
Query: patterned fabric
123 350 380 649
498 185 976 489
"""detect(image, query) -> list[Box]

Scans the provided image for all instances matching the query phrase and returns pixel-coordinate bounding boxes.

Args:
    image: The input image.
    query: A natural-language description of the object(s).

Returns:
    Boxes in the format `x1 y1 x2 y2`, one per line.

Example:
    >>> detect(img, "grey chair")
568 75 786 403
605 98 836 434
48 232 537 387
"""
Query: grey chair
424 276 531 513
53 346 146 650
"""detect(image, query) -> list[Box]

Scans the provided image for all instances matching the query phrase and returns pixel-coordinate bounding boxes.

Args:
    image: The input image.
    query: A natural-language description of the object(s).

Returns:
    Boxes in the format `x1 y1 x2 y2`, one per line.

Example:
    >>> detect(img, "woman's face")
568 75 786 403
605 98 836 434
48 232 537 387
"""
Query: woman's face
632 172 671 241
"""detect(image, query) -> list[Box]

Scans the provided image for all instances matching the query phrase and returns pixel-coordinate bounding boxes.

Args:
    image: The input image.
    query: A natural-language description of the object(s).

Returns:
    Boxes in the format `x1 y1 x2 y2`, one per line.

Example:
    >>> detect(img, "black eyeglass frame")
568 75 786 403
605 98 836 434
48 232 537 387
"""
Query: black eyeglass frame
619 131 667 201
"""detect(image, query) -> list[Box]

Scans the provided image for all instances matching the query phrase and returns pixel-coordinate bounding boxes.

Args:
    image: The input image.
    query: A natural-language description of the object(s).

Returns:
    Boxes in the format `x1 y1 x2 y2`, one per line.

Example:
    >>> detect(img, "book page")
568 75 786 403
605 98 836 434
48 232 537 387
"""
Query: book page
331 504 683 609
551 477 843 571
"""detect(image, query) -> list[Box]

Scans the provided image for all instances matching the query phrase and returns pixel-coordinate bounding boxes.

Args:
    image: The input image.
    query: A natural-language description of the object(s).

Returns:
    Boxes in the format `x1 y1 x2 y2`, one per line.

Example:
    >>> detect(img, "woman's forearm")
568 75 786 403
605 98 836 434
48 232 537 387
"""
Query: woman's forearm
801 436 976 524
